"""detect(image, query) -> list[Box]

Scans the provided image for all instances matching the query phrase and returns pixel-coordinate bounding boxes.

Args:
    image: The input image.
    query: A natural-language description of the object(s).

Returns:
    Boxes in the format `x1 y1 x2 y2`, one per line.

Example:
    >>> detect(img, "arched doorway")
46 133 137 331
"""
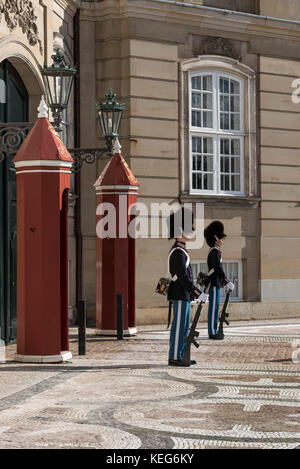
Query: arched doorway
0 59 29 343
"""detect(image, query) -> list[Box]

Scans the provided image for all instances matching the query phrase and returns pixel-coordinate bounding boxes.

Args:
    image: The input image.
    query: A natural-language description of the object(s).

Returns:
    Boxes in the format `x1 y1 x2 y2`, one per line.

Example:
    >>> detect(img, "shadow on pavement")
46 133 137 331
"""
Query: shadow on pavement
0 363 167 373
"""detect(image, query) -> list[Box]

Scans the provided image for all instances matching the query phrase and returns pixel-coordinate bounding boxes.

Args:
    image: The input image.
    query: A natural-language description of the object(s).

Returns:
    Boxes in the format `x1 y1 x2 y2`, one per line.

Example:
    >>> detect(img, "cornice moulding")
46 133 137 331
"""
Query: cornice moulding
78 0 300 41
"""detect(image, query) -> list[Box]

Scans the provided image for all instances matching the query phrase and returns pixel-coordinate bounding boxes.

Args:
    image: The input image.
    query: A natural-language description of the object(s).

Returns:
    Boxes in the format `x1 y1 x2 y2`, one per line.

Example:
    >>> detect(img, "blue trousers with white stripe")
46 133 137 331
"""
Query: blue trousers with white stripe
169 300 191 361
208 286 221 337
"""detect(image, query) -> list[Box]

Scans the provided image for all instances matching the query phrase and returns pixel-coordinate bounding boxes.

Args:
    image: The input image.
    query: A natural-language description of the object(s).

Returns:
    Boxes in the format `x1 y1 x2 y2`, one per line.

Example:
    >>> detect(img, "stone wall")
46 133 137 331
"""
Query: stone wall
0 0 78 321
79 0 300 323
260 0 300 20
259 56 300 302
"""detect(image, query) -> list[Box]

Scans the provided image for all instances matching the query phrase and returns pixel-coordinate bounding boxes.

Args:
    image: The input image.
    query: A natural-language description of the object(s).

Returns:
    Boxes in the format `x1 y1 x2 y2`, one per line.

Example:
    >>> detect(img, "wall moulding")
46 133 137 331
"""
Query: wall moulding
194 37 241 61
0 0 43 54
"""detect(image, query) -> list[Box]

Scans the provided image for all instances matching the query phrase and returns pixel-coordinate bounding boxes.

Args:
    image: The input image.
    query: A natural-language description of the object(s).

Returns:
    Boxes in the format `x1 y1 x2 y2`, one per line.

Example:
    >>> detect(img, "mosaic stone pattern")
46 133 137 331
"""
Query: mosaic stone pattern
0 320 299 449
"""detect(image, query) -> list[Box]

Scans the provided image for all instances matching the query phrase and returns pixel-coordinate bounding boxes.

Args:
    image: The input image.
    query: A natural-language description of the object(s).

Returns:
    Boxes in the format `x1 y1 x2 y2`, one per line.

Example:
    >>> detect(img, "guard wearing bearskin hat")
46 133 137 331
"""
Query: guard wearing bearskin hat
167 208 208 366
204 221 234 340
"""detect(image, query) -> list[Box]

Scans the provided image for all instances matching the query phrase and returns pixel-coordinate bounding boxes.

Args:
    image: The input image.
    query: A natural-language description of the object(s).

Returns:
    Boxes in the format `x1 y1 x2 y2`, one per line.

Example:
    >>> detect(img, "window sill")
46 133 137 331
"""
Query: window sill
180 193 260 207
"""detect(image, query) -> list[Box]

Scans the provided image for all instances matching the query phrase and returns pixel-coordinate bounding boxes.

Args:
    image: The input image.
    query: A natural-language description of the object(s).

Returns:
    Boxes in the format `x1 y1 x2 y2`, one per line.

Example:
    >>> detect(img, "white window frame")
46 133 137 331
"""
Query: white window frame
191 259 243 302
189 70 245 196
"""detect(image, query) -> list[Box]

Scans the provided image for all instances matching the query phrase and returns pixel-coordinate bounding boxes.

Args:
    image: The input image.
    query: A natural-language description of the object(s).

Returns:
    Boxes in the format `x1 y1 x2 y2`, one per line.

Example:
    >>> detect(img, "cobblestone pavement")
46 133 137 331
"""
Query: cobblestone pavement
0 319 300 449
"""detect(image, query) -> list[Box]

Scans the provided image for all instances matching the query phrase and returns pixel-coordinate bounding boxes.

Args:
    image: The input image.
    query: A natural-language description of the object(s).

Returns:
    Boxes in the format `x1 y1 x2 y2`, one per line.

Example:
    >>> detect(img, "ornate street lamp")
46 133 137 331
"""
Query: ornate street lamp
41 49 77 133
40 49 125 169
96 89 125 154
69 89 125 171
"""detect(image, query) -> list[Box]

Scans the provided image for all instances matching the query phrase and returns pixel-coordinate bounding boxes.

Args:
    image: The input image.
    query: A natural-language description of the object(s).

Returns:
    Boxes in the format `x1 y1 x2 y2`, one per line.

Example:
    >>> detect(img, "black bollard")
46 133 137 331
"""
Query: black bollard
117 294 123 340
78 300 86 355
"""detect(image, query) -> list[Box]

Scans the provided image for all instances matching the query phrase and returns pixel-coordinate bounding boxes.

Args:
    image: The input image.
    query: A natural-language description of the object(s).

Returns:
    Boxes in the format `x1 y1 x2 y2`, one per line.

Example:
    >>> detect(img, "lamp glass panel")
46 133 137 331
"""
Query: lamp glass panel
115 109 123 134
98 109 106 135
65 75 74 106
53 76 62 105
107 111 113 134
44 76 53 106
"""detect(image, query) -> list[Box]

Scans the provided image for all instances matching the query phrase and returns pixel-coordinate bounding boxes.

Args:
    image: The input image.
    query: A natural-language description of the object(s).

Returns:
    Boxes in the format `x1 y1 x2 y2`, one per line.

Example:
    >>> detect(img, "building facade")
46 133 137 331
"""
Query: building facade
0 0 77 342
1 0 300 340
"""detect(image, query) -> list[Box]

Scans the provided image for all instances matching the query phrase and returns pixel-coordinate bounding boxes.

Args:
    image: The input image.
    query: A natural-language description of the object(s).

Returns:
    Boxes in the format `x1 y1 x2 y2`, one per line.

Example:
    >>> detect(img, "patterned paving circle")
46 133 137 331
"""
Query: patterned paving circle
113 364 300 448
171 437 300 450
0 421 142 449
114 398 300 441
168 368 300 388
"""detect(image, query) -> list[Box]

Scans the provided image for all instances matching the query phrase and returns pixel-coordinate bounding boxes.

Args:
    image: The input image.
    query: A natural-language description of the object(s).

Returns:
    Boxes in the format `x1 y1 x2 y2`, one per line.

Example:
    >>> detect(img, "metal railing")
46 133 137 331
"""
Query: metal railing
0 123 33 162
0 123 109 171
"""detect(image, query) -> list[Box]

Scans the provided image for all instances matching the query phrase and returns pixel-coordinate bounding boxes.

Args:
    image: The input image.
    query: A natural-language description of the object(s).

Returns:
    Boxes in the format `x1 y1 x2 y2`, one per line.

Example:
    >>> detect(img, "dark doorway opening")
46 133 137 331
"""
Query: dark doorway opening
0 59 29 344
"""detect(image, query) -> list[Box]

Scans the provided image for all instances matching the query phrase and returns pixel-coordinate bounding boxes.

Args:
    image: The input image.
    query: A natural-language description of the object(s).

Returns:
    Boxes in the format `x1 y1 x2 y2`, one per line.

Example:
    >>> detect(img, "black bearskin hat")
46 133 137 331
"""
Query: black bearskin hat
204 221 227 247
168 207 194 240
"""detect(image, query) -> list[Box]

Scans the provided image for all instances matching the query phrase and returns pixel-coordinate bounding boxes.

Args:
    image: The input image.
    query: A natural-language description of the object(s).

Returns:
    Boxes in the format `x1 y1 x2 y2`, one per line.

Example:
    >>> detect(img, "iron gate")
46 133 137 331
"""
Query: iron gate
0 123 32 344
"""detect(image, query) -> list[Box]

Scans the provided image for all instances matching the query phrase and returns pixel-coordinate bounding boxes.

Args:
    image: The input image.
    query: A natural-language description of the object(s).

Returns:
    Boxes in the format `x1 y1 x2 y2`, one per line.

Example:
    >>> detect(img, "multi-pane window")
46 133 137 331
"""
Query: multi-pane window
191 75 213 128
219 77 241 131
190 72 244 195
192 136 214 191
191 261 242 301
220 138 242 192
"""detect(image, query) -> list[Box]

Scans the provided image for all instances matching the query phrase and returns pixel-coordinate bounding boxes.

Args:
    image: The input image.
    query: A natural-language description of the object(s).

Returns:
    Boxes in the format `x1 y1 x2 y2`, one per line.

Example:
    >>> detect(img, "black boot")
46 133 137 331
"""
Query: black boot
209 334 224 341
168 359 197 366
168 359 191 367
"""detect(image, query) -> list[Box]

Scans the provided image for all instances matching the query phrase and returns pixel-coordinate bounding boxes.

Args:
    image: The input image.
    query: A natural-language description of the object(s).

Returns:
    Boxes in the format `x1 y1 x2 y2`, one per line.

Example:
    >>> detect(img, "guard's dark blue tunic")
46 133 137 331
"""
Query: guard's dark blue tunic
207 247 227 288
167 242 194 302
207 246 227 336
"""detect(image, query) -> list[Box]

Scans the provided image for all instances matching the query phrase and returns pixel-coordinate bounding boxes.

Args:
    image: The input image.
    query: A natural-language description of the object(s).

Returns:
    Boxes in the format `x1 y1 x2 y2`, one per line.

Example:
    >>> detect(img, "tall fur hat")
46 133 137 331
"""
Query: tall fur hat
204 221 227 248
168 207 194 240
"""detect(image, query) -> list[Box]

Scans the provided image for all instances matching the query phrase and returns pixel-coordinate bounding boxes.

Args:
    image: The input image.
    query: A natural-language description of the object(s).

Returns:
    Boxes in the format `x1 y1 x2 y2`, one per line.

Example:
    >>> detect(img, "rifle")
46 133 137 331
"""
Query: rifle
216 277 235 339
215 290 231 340
182 272 210 365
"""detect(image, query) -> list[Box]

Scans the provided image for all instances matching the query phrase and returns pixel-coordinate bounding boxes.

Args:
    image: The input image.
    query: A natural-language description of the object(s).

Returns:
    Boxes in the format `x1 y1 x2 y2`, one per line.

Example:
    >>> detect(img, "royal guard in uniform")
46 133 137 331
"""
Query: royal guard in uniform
167 208 208 367
203 221 234 340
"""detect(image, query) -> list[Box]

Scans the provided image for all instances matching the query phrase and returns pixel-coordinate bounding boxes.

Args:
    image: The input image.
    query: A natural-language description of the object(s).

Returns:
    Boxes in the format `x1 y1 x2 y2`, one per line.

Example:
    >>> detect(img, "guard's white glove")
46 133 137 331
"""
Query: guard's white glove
199 293 209 303
225 281 235 292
